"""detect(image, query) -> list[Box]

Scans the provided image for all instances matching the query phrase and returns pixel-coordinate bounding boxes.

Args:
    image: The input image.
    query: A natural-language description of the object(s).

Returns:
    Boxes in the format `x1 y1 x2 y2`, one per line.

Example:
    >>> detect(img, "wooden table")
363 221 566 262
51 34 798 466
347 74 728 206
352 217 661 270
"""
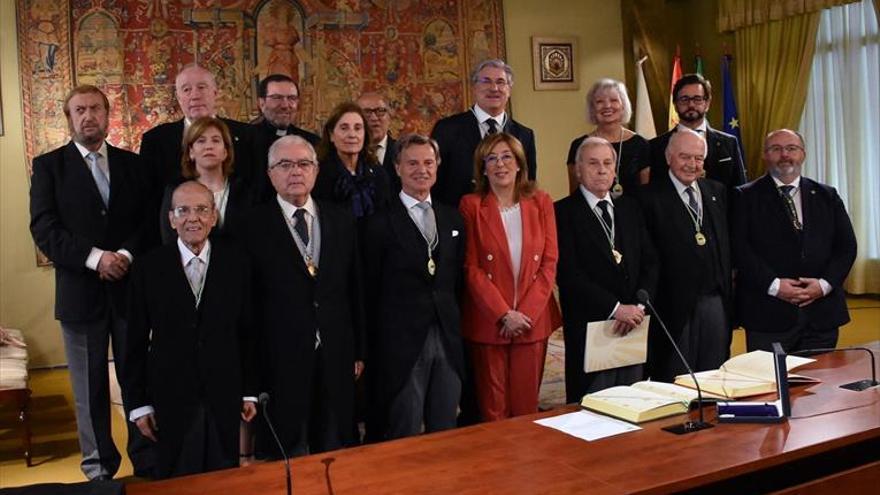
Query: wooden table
127 344 880 494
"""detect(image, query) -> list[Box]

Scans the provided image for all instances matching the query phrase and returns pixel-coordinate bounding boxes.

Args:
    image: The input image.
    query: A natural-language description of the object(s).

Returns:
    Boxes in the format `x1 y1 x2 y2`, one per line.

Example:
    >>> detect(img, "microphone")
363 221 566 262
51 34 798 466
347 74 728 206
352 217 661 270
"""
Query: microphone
260 392 293 495
788 346 879 392
636 289 714 434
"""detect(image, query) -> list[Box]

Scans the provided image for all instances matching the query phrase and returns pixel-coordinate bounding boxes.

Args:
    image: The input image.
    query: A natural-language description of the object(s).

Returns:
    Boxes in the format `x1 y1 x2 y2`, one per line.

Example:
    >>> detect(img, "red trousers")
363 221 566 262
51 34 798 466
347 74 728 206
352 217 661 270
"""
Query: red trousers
468 340 548 421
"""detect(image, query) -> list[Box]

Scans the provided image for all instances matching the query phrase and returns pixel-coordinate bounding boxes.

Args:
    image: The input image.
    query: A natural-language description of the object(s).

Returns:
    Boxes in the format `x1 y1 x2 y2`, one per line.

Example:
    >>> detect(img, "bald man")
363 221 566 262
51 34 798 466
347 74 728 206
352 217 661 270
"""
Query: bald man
732 129 856 353
637 129 732 381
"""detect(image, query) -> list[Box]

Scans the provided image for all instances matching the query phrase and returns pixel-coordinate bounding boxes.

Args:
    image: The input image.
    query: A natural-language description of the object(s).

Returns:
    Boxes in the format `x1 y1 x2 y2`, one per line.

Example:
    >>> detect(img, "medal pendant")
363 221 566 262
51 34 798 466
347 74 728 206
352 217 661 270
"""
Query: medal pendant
427 258 436 276
695 232 707 246
307 262 318 277
612 183 623 194
612 249 623 264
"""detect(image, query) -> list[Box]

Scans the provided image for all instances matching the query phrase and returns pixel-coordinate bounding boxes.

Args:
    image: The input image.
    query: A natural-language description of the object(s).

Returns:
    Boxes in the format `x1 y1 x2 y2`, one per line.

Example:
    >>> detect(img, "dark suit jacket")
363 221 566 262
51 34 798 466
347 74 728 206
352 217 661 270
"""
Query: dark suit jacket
139 118 258 194
637 175 732 336
381 135 401 192
649 125 747 190
362 198 466 403
158 176 256 245
121 240 255 478
29 141 150 322
252 119 321 201
239 199 365 456
732 174 857 332
555 193 659 402
431 110 537 207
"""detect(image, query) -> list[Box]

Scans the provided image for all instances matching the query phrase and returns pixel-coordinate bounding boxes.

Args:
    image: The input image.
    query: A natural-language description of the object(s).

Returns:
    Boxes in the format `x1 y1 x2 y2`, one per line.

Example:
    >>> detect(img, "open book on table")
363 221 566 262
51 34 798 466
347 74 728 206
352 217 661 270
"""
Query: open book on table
580 381 725 424
673 350 818 399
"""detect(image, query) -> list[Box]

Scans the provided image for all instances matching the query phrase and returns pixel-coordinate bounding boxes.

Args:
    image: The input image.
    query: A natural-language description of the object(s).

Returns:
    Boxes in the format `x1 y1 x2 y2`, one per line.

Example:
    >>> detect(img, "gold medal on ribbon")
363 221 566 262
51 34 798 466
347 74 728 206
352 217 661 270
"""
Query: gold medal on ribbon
427 258 436 276
612 249 623 264
306 261 318 277
695 232 707 246
612 183 623 195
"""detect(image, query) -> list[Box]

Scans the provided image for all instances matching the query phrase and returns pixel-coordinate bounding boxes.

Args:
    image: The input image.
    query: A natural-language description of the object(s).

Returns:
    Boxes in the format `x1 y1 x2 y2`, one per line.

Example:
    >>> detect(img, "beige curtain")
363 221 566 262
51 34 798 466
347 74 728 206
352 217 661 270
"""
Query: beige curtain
734 14 820 178
718 0 860 31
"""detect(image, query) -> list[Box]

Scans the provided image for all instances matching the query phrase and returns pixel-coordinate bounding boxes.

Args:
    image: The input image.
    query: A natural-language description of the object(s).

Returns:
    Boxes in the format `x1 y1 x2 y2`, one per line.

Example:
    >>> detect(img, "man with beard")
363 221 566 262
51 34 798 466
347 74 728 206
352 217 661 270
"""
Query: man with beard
357 92 399 192
732 129 856 353
648 73 746 190
29 85 153 480
253 74 320 200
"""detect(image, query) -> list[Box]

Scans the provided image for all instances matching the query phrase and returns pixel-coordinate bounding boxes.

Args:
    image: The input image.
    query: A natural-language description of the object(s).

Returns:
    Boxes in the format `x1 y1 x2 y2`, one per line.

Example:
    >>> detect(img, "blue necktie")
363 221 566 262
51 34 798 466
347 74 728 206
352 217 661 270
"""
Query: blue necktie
87 152 109 207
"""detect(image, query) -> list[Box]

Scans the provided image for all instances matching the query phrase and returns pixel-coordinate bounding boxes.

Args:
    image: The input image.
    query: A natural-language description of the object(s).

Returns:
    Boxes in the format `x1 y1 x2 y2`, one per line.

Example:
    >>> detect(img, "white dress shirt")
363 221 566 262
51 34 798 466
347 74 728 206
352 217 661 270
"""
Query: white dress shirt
473 105 506 138
400 190 434 237
579 185 624 319
375 134 389 164
668 169 704 217
499 203 523 302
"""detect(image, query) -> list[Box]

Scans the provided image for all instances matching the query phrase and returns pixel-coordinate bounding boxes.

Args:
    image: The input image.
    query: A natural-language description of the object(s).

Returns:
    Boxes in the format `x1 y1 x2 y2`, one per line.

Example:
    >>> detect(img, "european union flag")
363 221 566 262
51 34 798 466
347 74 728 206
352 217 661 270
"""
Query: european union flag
722 54 747 171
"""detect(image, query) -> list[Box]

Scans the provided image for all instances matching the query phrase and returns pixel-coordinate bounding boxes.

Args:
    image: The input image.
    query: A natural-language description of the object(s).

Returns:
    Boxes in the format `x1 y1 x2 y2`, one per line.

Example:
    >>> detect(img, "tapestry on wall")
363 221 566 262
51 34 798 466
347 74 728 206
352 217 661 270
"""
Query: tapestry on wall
16 0 506 166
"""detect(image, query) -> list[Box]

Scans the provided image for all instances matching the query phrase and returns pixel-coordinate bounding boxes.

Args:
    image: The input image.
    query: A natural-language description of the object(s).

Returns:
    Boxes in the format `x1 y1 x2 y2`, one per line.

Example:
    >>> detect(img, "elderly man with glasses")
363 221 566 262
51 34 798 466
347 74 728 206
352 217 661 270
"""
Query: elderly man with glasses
121 181 257 479
648 73 747 191
357 92 400 191
732 129 856 353
239 135 365 458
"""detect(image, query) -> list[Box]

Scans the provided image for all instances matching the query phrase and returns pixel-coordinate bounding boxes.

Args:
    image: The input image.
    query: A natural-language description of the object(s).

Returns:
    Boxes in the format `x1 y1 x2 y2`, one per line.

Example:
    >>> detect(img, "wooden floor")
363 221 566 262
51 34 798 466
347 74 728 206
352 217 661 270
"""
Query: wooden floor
1 296 877 489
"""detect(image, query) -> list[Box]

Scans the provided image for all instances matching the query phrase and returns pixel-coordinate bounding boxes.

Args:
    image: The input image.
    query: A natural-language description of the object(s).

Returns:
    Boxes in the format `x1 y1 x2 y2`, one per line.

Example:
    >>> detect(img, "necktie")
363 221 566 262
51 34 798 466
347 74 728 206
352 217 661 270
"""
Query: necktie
597 200 613 233
485 119 499 135
778 185 802 230
685 186 701 220
185 257 205 303
87 152 110 207
293 209 310 246
415 201 438 248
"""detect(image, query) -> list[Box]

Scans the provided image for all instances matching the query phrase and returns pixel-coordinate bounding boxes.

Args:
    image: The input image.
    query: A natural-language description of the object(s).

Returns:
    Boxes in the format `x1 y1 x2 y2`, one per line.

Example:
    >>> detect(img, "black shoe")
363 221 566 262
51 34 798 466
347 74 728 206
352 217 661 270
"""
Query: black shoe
92 474 113 482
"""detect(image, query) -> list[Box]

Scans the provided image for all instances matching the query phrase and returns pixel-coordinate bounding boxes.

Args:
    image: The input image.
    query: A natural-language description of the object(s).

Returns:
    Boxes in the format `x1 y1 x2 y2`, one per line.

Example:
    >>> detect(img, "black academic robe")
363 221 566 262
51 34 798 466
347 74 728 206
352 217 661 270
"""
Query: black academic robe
239 199 365 457
431 110 537 207
555 193 659 402
121 241 255 478
732 174 857 333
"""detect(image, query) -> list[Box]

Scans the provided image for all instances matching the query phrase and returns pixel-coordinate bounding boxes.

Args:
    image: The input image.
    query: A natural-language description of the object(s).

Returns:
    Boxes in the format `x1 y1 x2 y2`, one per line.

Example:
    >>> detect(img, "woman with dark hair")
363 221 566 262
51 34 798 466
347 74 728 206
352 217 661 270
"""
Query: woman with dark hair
313 102 391 220
159 117 255 244
459 132 562 421
565 78 650 196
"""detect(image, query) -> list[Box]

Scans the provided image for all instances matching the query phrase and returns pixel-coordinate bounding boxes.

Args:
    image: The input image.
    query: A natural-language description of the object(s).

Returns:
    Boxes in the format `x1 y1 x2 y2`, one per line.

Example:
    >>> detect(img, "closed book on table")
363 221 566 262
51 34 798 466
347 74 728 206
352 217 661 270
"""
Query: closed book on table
674 350 817 399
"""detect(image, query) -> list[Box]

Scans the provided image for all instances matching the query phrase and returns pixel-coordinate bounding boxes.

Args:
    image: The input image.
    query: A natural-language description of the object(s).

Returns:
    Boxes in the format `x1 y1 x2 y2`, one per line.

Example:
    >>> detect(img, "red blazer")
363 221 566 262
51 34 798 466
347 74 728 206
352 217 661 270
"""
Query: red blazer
459 190 562 344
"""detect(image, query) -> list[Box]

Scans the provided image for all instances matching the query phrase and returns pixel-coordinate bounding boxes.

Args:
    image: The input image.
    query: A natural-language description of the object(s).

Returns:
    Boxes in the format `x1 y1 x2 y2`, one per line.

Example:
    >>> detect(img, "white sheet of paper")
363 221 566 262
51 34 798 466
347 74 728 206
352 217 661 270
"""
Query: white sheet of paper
584 316 650 373
534 410 641 441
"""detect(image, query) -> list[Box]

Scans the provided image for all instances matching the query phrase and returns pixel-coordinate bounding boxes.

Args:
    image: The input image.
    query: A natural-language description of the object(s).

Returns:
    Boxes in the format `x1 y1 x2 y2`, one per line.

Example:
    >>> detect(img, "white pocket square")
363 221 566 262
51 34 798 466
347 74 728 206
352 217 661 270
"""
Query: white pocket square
452 230 460 237
719 157 732 162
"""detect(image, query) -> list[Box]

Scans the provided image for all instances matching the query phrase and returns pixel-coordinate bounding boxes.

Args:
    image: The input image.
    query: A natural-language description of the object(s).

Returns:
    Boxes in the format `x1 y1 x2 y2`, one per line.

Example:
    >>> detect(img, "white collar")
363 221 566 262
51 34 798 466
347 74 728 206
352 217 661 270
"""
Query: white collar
676 119 708 134
276 194 317 219
771 174 801 190
668 169 699 196
400 190 432 209
376 134 389 149
184 115 217 128
177 237 211 267
473 105 506 128
74 140 108 160
578 185 612 211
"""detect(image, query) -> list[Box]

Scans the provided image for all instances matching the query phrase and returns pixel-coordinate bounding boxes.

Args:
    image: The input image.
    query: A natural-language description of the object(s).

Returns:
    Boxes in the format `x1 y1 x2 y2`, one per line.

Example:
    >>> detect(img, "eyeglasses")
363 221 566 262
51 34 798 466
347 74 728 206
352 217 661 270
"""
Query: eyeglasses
765 145 804 154
476 77 510 88
484 153 517 166
171 205 214 219
265 94 299 103
270 159 316 172
362 107 388 117
675 95 708 105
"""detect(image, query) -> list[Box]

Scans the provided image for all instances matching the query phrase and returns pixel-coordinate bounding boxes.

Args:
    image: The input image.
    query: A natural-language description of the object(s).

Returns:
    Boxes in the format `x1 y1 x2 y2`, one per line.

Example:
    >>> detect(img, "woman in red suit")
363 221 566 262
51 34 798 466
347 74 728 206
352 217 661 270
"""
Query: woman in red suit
459 133 562 421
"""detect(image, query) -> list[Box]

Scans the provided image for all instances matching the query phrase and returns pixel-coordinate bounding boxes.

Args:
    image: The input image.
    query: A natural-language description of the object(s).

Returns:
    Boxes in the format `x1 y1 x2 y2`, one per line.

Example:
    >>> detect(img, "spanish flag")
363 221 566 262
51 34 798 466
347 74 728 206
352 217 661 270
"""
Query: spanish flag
668 46 682 130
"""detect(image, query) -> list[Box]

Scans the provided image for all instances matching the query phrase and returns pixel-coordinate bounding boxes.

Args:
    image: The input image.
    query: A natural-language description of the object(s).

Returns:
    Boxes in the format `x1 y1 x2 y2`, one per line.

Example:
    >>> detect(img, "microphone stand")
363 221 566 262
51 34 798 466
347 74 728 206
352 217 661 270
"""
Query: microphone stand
260 393 293 495
637 290 714 434
789 346 879 391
